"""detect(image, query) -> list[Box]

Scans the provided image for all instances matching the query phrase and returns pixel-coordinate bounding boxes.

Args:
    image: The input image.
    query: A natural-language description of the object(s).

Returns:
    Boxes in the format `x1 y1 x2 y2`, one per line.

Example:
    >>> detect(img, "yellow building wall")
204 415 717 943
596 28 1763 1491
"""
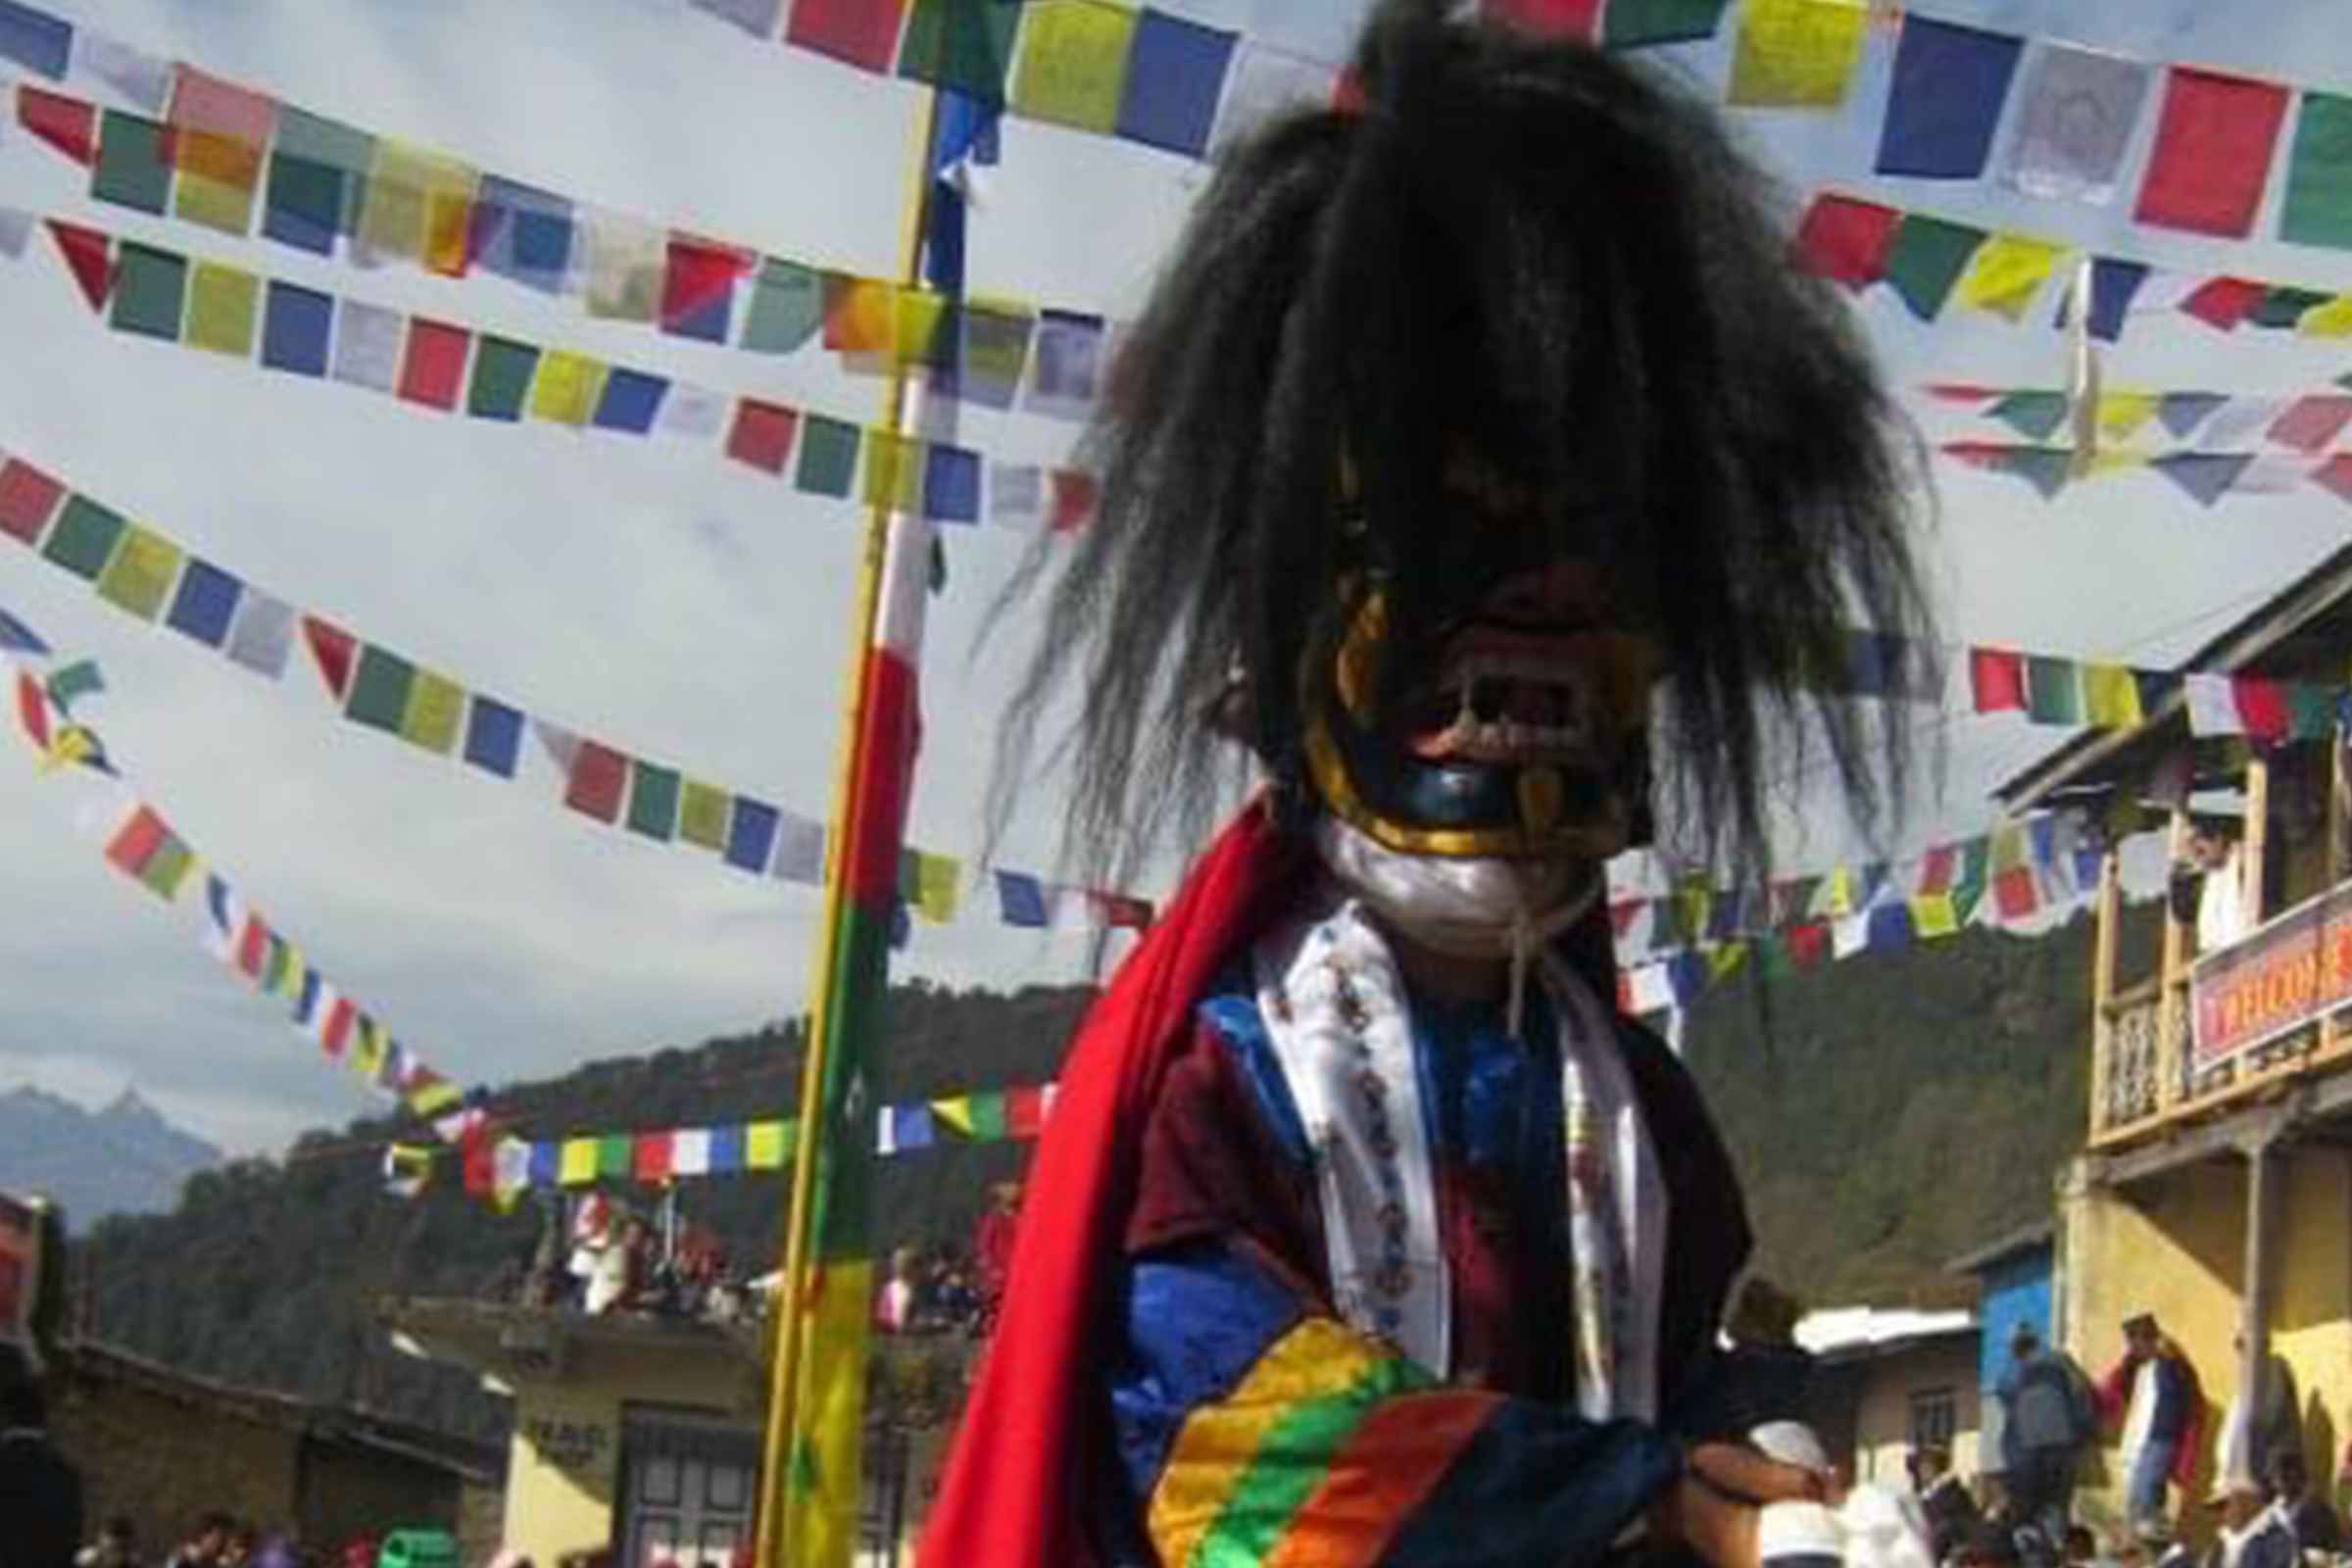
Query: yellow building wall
2060 1147 2352 1538
499 1344 759 1565
1850 1338 1983 1490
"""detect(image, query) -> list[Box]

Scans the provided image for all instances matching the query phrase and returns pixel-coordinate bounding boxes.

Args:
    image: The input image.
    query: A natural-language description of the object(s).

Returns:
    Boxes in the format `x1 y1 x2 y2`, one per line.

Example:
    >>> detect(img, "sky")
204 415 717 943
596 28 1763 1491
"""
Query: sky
1 0 2350 1157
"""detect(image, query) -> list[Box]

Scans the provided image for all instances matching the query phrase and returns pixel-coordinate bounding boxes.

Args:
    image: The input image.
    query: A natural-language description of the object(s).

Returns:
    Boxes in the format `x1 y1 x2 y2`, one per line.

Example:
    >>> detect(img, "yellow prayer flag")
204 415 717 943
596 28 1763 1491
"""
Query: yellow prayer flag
746 1119 789 1170
95 525 183 622
351 1016 387 1079
408 1077 462 1116
1821 865 1856 917
2084 448 2147 478
894 288 950 368
2082 663 2143 727
2299 295 2352 338
1706 944 1748 983
1910 894 1960 939
910 854 961 924
273 943 307 1000
1727 0 1870 108
1675 886 1711 943
862 430 926 514
2096 393 2161 442
359 141 478 275
184 261 260 357
559 1137 599 1186
1012 0 1139 134
1956 234 2067 321
40 727 99 774
678 780 730 852
779 1254 875 1567
530 350 609 426
1989 821 2028 873
400 669 466 755
824 274 897 355
933 1096 975 1137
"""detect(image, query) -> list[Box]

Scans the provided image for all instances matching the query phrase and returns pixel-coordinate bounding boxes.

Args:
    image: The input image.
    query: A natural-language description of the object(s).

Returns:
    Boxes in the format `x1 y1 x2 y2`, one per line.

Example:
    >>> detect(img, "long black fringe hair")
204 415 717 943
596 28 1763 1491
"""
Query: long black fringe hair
988 0 1936 898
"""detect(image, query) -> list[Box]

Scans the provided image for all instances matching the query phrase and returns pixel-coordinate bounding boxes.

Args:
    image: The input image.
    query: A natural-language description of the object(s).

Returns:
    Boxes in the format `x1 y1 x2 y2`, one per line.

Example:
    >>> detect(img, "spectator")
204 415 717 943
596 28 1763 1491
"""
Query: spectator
875 1247 919 1335
75 1518 140 1568
163 1515 234 1568
2265 1449 2341 1556
2218 1330 2300 1493
0 1348 84 1568
2001 1323 2097 1542
972 1183 1020 1330
1909 1444 1981 1563
2171 823 2249 955
2101 1314 2206 1536
2204 1475 2294 1568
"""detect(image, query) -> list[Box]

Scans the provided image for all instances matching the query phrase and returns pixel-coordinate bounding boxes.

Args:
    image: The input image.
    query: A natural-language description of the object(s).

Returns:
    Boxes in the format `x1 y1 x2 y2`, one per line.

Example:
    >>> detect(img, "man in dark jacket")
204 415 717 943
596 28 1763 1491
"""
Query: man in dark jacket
0 1347 84 1568
2001 1323 2097 1541
1912 1444 1983 1562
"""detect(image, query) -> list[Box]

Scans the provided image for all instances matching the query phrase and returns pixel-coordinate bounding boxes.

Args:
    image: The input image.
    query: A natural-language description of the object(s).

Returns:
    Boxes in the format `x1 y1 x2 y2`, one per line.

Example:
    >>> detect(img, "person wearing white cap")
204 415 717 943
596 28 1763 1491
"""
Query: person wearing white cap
2204 1474 2295 1568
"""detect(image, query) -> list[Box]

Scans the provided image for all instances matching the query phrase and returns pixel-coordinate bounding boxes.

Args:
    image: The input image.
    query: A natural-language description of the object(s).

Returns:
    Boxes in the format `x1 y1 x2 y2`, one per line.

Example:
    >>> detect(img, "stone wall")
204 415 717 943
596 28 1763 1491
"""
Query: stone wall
50 1372 304 1548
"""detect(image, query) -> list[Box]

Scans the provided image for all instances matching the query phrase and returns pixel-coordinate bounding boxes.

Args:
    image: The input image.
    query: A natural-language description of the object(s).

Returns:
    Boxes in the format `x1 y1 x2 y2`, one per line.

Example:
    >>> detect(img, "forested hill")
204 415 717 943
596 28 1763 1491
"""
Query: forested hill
76 907 2153 1438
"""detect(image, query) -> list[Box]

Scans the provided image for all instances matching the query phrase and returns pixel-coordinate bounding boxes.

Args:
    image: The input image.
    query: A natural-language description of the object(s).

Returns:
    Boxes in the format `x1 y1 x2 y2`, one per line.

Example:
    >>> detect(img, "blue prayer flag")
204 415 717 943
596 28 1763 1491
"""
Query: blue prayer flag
892 1104 935 1152
709 1124 747 1173
0 606 49 655
593 368 668 434
261 281 333 377
464 696 524 778
470 176 574 294
1876 17 2024 179
923 443 982 524
2150 453 2254 509
1117 11 1239 159
166 559 244 648
996 870 1050 928
1865 904 1914 952
527 1141 560 1188
2086 258 2148 343
725 798 781 874
0 1 71 80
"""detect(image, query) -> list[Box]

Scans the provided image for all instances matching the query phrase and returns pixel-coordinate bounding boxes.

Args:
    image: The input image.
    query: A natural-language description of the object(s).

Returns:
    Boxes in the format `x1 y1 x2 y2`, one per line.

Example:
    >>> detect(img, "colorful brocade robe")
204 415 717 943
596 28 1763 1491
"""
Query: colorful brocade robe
1096 970 1754 1566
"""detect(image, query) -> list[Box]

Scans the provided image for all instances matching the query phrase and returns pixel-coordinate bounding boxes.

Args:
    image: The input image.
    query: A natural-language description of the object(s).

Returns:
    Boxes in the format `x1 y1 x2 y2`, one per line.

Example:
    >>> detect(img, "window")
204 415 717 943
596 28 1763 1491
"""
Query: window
1910 1387 1957 1453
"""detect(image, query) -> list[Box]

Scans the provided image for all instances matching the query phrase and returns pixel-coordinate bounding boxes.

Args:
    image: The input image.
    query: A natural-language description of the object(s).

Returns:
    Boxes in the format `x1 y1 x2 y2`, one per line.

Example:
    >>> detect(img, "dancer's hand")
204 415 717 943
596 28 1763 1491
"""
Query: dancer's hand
1687 1443 1833 1505
1651 1445 1833 1568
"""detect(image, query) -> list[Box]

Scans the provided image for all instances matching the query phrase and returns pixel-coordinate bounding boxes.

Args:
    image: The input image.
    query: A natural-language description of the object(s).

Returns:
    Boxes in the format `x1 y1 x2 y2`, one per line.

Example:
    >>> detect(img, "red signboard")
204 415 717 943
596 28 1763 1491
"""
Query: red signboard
2191 881 2352 1068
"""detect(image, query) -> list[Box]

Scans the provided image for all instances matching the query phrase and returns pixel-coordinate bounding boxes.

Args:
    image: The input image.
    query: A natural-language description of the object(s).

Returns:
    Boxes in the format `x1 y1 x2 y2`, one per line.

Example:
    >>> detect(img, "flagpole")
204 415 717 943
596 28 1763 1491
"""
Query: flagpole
755 78 946 1568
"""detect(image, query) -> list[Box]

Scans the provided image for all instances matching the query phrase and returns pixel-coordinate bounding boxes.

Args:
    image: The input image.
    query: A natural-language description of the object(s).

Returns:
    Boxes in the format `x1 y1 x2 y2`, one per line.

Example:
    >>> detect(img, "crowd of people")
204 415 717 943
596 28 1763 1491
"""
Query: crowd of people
872 1182 1020 1341
1909 1314 2348 1568
504 1192 755 1327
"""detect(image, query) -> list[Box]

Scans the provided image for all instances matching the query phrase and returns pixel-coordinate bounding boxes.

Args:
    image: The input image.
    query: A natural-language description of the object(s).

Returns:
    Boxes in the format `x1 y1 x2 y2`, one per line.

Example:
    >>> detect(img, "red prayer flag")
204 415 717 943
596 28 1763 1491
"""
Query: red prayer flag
0 460 66 545
564 739 630 823
321 997 357 1058
2232 676 2290 745
2135 68 2291 238
2314 455 2352 506
1483 0 1603 40
18 85 95 167
662 235 752 330
1048 469 1100 533
786 0 908 72
2179 276 2269 332
1924 383 2005 405
1993 864 2038 921
633 1131 675 1184
1091 891 1153 929
398 318 471 411
236 916 270 979
301 615 358 699
1970 647 2028 713
105 806 169 878
1793 194 1903 289
45 220 113 313
725 399 800 475
464 1131 497 1196
2267 395 2352 454
16 671 51 750
1917 845 1957 895
1005 1086 1047 1140
1787 922 1829 968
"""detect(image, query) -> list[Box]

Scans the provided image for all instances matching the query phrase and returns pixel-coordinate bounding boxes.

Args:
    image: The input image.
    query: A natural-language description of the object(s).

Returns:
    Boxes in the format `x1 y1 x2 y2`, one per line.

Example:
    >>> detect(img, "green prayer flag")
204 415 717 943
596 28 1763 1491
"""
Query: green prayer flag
2282 91 2352 253
2288 682 2339 741
94 526 181 621
627 760 681 841
270 108 374 240
345 645 417 733
93 110 172 214
110 242 188 341
1886 216 1986 321
1605 0 1732 48
899 0 1025 103
2256 286 2332 329
467 335 540 420
597 1134 632 1178
1987 390 2071 442
43 496 128 581
185 262 260 357
796 416 860 498
743 258 823 354
139 835 195 900
45 660 104 712
968 1090 1009 1142
2026 656 2082 723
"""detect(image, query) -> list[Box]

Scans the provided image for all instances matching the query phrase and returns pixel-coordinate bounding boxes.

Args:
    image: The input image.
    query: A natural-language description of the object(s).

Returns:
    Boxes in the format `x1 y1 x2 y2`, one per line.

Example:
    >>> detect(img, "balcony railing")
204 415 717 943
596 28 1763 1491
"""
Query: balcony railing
2091 973 2348 1149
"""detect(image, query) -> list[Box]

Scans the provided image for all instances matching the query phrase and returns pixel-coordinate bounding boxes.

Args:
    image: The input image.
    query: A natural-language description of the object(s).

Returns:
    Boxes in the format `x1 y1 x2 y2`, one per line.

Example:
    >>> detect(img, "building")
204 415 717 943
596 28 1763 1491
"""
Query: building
46 1339 503 1559
384 1297 963 1568
1797 1306 1982 1488
1997 542 2352 1533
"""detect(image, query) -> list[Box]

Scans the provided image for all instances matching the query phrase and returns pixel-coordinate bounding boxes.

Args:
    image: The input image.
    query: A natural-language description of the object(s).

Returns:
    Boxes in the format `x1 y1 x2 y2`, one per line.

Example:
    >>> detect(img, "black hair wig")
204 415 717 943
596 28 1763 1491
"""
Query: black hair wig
989 0 1936 895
